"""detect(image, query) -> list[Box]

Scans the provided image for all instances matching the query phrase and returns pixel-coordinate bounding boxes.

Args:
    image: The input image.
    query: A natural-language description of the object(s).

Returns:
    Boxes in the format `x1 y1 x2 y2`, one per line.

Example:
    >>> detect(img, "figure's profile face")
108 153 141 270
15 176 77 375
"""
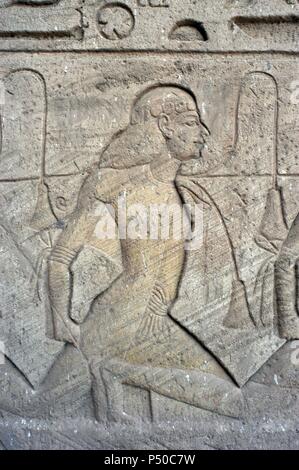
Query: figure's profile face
169 110 208 161
130 87 209 163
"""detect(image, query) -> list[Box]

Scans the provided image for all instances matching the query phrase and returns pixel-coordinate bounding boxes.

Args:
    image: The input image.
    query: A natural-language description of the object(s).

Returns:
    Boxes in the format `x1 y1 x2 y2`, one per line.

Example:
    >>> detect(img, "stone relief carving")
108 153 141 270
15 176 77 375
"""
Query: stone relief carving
0 69 63 388
1 1 61 4
169 21 209 42
46 85 245 419
0 0 83 41
0 0 298 449
0 64 298 428
29 79 291 419
97 3 135 40
276 212 299 339
138 0 170 6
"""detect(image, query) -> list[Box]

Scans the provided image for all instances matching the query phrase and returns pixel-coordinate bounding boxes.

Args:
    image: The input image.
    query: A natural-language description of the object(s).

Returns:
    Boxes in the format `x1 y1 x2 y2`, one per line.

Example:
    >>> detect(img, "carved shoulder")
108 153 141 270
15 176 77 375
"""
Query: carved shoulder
76 167 117 211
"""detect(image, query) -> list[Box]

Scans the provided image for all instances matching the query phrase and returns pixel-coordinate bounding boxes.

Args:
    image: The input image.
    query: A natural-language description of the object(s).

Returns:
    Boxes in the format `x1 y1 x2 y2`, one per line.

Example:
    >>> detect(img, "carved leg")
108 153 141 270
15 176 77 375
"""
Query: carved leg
90 360 153 423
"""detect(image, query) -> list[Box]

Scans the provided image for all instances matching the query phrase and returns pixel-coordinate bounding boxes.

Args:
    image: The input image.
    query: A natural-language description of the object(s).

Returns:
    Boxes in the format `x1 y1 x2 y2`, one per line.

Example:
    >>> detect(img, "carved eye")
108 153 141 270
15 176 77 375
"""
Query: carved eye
185 120 198 127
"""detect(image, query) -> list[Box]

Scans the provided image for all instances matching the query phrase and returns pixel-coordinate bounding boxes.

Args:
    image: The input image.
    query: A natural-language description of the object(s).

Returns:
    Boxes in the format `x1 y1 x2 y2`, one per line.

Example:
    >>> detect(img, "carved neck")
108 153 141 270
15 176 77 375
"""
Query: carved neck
149 154 181 184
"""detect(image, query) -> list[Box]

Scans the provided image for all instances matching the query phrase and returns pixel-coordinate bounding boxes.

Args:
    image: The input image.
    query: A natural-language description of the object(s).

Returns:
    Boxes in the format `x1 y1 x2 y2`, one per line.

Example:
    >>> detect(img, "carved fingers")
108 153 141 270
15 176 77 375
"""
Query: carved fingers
135 281 174 342
136 312 171 343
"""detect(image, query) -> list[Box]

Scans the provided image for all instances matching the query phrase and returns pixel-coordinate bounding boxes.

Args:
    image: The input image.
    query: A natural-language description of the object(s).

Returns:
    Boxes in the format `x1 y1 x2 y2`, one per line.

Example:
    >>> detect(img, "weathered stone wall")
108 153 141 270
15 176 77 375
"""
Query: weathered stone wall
0 0 298 450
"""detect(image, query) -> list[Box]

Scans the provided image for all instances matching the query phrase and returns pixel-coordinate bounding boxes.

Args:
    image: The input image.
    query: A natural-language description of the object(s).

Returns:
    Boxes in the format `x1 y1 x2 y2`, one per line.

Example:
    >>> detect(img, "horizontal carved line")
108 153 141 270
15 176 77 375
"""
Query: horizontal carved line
11 1 61 6
195 174 273 178
278 174 299 177
0 27 83 40
0 175 292 184
0 49 297 55
233 15 299 26
0 173 82 182
0 176 40 182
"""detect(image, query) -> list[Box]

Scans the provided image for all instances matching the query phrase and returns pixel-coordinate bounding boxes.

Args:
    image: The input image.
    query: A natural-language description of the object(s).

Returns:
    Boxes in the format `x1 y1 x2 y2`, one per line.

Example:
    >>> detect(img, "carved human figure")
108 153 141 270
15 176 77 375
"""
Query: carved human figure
47 85 214 366
275 212 299 339
46 84 261 421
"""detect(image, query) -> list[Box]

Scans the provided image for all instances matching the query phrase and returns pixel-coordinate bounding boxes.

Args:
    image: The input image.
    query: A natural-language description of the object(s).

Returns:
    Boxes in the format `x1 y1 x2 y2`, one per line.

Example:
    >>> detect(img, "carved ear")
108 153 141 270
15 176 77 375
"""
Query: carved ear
158 113 174 139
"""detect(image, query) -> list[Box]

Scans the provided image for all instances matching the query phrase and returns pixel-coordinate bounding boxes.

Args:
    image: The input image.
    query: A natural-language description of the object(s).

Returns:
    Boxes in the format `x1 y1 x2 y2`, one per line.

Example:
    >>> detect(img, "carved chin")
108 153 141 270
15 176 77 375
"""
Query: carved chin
189 148 203 160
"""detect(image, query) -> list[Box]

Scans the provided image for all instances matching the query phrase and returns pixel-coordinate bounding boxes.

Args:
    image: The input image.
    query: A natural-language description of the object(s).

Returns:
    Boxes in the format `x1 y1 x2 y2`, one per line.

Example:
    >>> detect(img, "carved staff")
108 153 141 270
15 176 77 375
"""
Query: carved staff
28 71 58 300
178 178 255 329
30 71 57 231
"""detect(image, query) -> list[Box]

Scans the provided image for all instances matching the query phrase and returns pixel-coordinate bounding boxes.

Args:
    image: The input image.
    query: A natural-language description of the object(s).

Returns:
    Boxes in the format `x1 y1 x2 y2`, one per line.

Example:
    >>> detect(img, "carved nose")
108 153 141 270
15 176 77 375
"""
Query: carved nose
195 132 206 145
199 122 210 138
202 125 210 137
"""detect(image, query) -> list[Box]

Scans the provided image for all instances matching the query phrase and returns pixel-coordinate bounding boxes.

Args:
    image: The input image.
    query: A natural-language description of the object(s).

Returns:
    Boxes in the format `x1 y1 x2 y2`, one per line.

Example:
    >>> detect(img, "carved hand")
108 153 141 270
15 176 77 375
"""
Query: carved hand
136 283 172 341
137 311 171 342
